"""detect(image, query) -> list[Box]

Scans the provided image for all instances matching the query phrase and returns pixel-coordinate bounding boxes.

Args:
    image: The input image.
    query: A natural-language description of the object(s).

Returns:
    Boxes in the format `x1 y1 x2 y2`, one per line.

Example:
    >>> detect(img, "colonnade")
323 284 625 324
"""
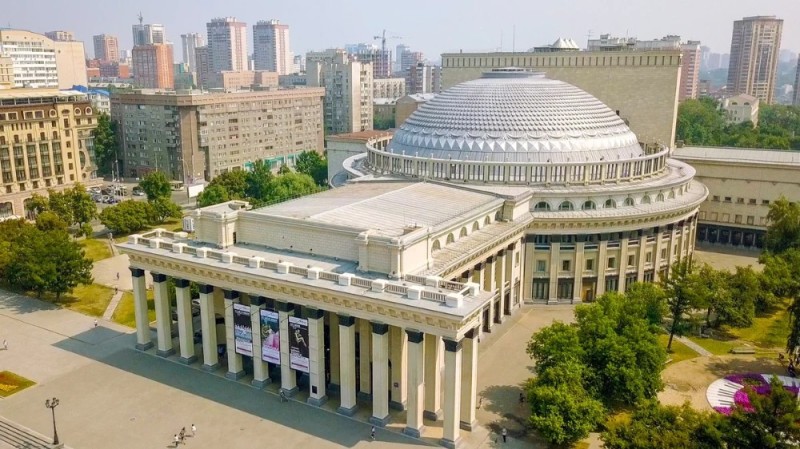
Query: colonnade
129 267 484 448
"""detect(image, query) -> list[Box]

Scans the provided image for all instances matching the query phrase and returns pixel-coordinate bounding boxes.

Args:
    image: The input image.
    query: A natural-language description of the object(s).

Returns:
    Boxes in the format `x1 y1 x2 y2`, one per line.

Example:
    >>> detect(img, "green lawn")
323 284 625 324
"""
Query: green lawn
660 335 699 363
0 371 36 398
112 290 155 328
80 238 114 262
113 219 184 243
61 284 115 317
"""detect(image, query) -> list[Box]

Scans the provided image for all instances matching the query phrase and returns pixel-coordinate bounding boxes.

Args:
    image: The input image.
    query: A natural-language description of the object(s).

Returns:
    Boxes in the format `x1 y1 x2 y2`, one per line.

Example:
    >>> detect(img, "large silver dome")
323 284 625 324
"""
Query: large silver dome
389 69 644 163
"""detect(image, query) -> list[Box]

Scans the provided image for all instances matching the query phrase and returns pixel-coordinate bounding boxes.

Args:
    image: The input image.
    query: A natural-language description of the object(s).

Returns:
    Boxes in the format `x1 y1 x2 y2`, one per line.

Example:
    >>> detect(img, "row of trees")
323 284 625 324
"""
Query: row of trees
26 184 97 237
676 98 800 150
0 218 93 299
99 172 182 235
197 153 326 208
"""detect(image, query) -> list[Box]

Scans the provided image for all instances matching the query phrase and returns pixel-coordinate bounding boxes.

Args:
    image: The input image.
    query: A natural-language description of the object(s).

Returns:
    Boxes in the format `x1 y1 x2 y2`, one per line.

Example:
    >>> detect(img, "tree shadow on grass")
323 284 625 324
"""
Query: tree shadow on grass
705 356 786 379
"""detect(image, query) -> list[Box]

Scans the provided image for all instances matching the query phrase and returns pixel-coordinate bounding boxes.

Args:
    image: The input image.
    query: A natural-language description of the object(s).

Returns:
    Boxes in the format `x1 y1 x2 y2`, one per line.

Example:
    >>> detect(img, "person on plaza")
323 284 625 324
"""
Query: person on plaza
502 428 508 443
191 424 196 436
94 319 98 328
116 272 120 280
2 339 6 350
173 434 179 447
370 426 376 440
179 427 185 441
519 392 524 404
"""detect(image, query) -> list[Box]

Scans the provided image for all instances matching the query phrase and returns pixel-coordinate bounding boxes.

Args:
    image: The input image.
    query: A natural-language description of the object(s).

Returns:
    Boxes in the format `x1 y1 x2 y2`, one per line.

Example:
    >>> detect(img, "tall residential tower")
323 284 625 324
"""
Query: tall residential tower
253 20 292 75
93 34 120 62
726 16 783 104
180 33 204 72
206 17 248 74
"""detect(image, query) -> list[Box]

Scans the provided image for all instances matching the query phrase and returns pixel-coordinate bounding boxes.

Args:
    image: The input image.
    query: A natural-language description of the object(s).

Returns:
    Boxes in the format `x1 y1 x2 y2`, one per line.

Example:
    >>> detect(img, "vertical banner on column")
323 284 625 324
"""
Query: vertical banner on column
260 309 280 364
233 303 253 357
288 316 309 373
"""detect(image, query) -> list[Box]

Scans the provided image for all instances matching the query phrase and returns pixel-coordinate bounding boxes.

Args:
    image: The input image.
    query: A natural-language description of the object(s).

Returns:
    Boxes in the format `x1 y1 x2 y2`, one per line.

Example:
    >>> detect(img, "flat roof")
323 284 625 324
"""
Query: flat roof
0 89 86 100
247 181 503 238
325 130 393 143
674 146 800 166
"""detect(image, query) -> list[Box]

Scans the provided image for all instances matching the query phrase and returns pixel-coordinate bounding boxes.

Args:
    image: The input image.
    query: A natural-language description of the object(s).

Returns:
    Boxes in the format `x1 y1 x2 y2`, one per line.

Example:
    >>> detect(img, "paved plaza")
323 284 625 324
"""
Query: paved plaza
0 289 572 449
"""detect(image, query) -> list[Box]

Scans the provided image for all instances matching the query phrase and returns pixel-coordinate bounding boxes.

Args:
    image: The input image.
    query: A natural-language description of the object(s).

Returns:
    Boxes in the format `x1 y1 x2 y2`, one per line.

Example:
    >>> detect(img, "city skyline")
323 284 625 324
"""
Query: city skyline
4 0 799 62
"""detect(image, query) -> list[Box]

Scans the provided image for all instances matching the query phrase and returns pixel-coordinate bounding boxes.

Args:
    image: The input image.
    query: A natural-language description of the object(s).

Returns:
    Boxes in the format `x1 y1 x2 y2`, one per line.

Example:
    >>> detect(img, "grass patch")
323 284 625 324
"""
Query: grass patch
659 335 699 363
572 443 590 449
726 298 791 350
61 284 115 317
112 290 155 328
686 336 737 356
80 238 113 262
0 371 36 397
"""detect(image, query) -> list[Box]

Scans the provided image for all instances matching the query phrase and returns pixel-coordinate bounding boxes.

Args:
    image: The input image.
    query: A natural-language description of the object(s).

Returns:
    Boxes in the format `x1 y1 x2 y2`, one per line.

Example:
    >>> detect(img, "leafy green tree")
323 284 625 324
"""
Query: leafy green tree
277 164 292 174
139 171 172 201
245 160 274 200
262 172 319 205
68 184 98 236
35 211 68 232
623 282 667 328
526 321 584 375
526 361 605 446
676 98 726 146
295 150 328 186
661 260 703 350
0 219 28 280
197 184 230 207
722 376 800 449
47 188 75 226
602 400 725 449
25 193 50 216
5 226 92 299
99 200 153 235
730 265 774 313
208 170 248 199
765 196 800 254
149 197 182 224
92 113 118 175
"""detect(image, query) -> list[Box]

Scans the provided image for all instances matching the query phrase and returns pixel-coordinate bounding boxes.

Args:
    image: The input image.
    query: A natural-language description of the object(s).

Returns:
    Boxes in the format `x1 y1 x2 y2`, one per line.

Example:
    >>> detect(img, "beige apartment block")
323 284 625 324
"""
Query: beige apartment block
674 146 800 249
111 88 324 181
727 16 783 104
0 57 13 88
0 89 99 218
53 40 88 89
211 70 278 90
373 77 406 100
307 49 373 135
440 50 682 145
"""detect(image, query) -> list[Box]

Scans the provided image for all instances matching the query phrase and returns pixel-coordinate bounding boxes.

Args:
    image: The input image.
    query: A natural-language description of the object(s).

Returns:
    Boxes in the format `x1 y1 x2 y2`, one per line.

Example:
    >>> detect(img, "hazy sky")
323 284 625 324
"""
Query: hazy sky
6 0 800 61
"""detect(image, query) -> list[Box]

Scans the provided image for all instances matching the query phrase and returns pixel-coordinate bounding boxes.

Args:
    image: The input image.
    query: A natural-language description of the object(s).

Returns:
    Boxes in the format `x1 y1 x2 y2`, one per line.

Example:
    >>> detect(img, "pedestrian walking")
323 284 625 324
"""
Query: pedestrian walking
116 272 120 280
502 428 507 443
370 426 376 440
173 434 179 447
2 339 6 350
519 392 524 404
191 424 196 436
94 319 98 328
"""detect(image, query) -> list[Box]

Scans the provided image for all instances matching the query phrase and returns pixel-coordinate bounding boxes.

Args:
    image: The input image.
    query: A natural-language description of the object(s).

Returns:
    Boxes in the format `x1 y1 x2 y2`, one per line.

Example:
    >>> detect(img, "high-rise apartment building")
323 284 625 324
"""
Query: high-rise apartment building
307 49 373 134
406 62 442 95
132 44 174 89
194 46 211 89
93 34 120 62
727 16 783 104
0 30 86 89
180 33 204 72
44 31 74 42
680 41 701 101
394 44 409 72
793 59 800 106
399 50 424 74
345 43 391 79
253 20 293 75
206 17 248 76
132 23 166 46
111 87 324 180
0 89 99 218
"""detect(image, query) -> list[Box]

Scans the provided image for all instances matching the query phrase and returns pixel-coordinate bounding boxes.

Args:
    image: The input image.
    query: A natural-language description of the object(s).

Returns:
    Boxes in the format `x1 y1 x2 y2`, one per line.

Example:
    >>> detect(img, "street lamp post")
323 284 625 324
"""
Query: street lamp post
44 397 60 445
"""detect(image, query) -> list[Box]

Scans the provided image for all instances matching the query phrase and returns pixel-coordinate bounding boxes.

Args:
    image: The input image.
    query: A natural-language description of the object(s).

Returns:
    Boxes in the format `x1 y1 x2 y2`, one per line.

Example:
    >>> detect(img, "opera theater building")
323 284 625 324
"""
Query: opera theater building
118 68 706 447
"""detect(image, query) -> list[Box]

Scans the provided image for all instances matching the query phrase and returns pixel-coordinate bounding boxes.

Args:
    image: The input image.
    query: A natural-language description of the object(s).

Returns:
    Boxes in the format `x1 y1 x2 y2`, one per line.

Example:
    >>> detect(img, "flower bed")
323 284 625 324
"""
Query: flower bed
713 373 799 415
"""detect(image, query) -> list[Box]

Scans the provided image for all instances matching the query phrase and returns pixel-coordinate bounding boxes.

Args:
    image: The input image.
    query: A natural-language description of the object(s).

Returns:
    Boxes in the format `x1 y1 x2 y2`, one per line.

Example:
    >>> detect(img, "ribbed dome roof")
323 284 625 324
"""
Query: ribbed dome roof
388 69 644 163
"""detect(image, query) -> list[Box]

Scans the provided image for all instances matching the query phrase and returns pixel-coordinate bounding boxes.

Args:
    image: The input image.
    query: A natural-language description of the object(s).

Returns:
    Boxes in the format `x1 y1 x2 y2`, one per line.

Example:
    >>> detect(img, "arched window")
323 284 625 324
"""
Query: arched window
604 199 617 209
494 211 502 220
432 240 441 252
446 233 455 244
485 216 491 226
460 227 468 238
642 195 651 204
472 222 480 232
534 201 551 211
656 193 665 202
582 200 596 210
558 201 574 211
624 197 635 206
668 190 676 199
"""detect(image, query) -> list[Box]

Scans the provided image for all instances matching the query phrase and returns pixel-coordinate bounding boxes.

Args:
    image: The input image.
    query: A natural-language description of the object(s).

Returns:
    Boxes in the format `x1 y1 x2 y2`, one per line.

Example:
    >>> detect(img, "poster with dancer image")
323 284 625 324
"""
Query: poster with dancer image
260 309 280 364
288 316 309 373
233 303 253 357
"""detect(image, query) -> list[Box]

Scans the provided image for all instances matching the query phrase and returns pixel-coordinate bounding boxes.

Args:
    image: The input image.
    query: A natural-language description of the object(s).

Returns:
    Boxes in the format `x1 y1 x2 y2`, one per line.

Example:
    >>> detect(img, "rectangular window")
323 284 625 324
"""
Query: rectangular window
762 200 770 206
536 260 546 272
735 215 742 224
712 195 720 202
660 248 667 260
747 216 755 225
628 255 635 266
607 257 616 269
724 197 732 203
646 252 652 263
736 198 745 204
562 260 571 272
585 259 594 271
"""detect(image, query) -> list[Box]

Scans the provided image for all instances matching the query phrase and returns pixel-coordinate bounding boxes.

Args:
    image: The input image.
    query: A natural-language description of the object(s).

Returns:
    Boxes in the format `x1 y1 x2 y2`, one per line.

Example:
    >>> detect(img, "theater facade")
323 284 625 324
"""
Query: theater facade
118 69 706 448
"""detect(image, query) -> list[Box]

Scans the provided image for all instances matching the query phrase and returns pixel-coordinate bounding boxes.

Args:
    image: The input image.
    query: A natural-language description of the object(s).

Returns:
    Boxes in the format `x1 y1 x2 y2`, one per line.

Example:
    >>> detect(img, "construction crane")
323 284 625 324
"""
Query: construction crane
373 29 402 77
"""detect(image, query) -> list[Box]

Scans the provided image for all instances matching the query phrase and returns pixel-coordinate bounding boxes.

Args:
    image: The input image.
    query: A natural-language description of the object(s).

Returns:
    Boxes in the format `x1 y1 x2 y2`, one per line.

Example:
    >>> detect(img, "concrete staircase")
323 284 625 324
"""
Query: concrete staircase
0 416 62 449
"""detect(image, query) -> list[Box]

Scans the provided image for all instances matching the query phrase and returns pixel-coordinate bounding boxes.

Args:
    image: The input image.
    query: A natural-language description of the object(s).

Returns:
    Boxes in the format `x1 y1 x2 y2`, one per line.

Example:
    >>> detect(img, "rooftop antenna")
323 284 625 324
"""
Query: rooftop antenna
138 12 143 25
586 29 593 48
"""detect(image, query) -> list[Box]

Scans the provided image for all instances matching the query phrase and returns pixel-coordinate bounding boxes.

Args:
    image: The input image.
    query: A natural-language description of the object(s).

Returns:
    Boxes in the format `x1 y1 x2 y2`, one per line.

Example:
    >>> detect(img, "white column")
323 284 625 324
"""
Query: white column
390 325 408 410
358 318 372 398
423 333 443 420
486 257 496 330
278 301 298 395
307 308 327 406
404 330 425 438
618 238 629 292
174 278 196 364
597 240 608 296
329 312 341 390
152 273 173 357
337 315 358 416
130 268 152 350
224 290 244 380
506 243 517 310
370 322 390 427
496 250 507 321
441 338 463 448
198 284 219 370
573 242 585 303
637 235 648 283
250 296 269 388
460 329 478 431
548 242 560 303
